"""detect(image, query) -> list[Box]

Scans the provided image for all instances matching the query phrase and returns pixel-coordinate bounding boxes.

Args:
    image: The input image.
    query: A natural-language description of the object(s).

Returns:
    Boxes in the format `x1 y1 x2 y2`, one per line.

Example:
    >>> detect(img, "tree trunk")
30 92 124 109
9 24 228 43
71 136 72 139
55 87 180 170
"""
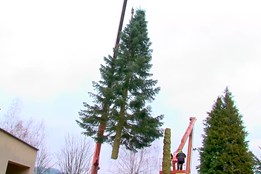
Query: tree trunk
111 88 128 159
162 128 171 174
111 101 126 159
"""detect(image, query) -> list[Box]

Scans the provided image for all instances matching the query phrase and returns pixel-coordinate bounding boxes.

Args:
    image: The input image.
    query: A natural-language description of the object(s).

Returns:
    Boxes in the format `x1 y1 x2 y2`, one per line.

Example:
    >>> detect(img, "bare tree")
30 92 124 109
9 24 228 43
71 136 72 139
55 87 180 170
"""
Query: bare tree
56 134 93 174
253 146 261 174
35 144 53 174
109 145 160 174
0 99 52 174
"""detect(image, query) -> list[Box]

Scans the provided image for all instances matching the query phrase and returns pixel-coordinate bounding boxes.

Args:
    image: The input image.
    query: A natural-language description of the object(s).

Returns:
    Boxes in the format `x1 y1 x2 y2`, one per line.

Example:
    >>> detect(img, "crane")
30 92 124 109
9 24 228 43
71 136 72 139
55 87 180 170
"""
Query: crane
90 1 129 174
160 117 196 174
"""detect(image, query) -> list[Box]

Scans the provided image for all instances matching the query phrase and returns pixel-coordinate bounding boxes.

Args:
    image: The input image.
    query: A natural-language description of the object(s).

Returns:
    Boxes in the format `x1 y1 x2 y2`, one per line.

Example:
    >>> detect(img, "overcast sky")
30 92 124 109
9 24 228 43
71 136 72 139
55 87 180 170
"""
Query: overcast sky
1 0 261 173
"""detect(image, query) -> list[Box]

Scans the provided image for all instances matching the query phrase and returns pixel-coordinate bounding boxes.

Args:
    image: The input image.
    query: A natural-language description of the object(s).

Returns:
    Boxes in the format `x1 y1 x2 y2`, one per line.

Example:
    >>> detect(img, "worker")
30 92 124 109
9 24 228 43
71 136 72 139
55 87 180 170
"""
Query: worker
176 150 186 170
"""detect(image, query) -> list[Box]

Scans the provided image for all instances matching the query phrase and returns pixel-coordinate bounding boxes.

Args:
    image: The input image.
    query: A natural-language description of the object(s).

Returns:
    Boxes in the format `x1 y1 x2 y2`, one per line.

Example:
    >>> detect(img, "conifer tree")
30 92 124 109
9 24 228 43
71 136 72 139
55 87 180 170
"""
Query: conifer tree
77 9 163 160
198 88 253 174
110 9 163 159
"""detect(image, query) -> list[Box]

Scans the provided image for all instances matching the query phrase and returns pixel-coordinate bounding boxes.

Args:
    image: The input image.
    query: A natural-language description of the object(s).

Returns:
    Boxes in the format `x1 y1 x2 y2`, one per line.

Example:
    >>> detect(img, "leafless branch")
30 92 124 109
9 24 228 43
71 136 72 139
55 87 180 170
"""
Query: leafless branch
0 99 52 173
56 134 93 174
109 145 160 174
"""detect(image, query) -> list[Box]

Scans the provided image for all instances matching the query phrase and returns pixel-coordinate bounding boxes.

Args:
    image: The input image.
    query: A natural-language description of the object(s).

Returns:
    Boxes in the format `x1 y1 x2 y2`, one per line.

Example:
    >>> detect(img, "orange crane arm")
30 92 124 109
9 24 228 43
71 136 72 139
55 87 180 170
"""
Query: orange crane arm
173 117 196 157
172 117 196 174
160 117 196 174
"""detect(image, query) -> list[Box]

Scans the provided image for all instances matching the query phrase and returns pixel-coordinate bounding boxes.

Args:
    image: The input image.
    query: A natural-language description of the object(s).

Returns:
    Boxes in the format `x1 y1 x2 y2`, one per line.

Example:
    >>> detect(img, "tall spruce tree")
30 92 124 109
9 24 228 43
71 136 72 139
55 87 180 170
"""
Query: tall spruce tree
110 9 163 159
198 88 253 174
77 9 163 160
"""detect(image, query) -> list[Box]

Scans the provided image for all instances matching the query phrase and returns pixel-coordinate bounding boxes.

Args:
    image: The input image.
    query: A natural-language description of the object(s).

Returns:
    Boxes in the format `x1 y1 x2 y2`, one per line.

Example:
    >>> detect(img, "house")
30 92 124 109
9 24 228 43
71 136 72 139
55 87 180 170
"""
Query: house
0 128 38 174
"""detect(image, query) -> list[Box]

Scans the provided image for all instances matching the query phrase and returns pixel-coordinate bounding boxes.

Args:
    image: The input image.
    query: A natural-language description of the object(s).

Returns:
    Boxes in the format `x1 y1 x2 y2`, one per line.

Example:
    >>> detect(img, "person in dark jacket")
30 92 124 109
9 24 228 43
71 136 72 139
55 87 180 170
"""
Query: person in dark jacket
176 151 186 170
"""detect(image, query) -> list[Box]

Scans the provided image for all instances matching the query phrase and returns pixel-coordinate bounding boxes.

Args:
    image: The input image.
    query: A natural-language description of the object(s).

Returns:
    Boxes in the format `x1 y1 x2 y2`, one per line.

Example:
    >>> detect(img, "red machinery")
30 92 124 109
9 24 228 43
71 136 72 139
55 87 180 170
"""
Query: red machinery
160 117 197 174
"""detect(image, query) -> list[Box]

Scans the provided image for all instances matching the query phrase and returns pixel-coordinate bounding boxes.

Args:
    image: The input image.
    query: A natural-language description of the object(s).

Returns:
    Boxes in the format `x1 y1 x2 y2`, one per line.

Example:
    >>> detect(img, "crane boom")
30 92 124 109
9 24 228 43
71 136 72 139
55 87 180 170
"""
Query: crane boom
113 0 128 59
172 117 196 174
160 117 196 174
173 117 196 157
90 1 128 174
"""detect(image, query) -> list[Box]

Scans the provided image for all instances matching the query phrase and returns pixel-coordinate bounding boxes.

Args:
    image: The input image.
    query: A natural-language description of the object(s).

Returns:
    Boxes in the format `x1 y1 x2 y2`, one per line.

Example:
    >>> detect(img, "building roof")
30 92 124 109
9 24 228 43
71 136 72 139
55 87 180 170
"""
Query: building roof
0 128 38 151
